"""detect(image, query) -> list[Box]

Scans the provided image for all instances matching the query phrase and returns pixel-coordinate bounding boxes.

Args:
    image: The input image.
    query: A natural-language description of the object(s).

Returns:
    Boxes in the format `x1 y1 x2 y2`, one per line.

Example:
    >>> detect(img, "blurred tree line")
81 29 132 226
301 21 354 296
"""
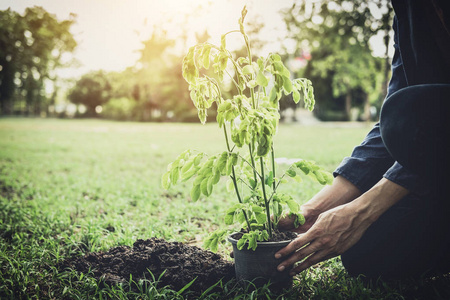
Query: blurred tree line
0 7 76 116
0 0 394 122
281 0 393 121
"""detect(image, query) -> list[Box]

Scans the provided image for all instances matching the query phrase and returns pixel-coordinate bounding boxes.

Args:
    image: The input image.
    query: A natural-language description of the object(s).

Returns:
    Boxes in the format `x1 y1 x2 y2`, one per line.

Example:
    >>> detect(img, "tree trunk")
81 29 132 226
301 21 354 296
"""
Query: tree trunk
362 93 371 121
345 90 352 121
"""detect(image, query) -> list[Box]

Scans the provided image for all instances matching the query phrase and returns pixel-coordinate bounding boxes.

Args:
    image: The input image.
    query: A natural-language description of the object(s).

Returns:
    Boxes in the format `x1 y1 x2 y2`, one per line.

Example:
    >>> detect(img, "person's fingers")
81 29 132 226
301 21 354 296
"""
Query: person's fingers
275 233 309 260
276 213 297 230
288 250 336 276
276 238 322 272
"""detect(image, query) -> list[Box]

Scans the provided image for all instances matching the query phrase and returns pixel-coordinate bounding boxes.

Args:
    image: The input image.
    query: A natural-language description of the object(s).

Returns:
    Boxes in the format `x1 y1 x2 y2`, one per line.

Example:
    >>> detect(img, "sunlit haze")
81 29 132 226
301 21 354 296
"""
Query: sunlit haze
1 0 300 77
1 0 389 80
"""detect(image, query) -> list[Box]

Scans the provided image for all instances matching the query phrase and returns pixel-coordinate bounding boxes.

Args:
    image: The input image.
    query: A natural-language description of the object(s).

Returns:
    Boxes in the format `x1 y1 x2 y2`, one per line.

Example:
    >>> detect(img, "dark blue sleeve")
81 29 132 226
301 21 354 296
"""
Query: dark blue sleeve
333 16 425 194
333 123 394 193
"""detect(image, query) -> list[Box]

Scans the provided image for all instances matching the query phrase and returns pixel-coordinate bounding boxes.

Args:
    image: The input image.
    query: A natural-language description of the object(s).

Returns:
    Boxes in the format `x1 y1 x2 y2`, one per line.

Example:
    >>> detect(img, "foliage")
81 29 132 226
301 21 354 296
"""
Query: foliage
282 0 391 120
162 7 332 251
82 30 195 122
68 70 112 116
0 7 76 115
101 97 135 121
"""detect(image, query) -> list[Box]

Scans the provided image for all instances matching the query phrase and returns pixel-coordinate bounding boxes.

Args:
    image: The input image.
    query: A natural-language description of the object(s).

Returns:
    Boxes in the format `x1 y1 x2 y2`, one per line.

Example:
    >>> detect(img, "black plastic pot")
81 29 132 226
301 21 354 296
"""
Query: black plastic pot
228 233 293 290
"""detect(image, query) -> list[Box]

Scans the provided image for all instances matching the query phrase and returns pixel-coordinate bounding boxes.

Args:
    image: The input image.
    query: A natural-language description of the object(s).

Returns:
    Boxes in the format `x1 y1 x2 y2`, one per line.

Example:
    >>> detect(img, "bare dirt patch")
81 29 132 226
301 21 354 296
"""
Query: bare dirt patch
60 238 235 295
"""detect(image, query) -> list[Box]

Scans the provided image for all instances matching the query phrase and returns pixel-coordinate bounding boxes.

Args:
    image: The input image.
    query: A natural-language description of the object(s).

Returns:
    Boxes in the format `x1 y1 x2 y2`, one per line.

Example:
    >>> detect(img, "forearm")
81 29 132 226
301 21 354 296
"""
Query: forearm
347 177 410 224
302 175 362 216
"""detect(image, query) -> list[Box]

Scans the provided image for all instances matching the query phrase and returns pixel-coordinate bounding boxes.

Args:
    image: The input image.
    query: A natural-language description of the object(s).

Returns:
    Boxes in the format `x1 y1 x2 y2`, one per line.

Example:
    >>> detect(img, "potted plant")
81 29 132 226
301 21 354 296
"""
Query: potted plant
162 7 332 289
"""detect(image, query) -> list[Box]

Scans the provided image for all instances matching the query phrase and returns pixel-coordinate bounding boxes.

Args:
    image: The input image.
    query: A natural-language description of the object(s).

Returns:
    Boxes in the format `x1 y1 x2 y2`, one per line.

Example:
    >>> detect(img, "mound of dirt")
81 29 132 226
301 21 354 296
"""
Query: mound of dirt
60 238 235 295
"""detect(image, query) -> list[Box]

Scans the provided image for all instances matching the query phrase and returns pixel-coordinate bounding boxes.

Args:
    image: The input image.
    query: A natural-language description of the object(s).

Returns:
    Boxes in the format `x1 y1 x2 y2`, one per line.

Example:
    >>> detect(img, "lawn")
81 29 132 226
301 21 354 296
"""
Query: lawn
0 118 448 299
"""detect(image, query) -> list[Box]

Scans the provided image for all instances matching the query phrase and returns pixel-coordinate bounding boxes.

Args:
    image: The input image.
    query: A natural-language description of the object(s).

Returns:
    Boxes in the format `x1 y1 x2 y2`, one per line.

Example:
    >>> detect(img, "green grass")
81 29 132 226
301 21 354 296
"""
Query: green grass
0 118 448 299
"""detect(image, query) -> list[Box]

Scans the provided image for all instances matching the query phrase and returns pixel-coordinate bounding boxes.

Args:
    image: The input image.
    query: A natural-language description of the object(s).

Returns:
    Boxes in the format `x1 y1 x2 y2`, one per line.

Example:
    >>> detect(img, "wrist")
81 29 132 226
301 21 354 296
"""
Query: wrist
303 175 361 215
349 178 410 223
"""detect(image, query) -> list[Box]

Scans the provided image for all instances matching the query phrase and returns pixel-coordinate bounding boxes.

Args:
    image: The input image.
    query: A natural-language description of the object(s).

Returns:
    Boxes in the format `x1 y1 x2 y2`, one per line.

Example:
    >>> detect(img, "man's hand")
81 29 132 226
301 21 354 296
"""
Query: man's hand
277 207 319 234
275 178 409 276
275 202 372 275
278 175 362 235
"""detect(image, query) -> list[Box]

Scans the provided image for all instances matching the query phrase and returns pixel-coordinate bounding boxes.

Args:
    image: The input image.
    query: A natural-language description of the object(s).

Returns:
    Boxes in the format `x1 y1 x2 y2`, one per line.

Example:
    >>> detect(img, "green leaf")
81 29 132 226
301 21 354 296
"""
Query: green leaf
216 112 225 128
230 153 238 166
286 169 296 177
161 171 170 189
295 160 314 175
209 236 219 253
256 70 268 87
292 89 300 104
271 53 282 62
220 34 226 49
203 234 214 251
170 167 180 185
216 152 228 175
190 184 201 202
198 109 207 125
201 177 210 196
291 212 306 228
219 52 228 70
224 213 234 225
249 178 257 189
286 199 300 213
226 179 234 192
193 153 204 166
273 61 290 77
248 234 257 250
313 170 334 185
251 205 263 213
225 155 233 176
242 65 253 75
265 171 274 187
212 169 221 184
204 230 227 252
269 87 277 103
202 45 212 69
181 160 194 174
292 175 303 183
254 212 266 224
207 176 214 195
193 174 204 186
283 77 293 93
181 167 198 181
237 211 246 224
247 80 257 88
237 237 247 250
260 230 269 241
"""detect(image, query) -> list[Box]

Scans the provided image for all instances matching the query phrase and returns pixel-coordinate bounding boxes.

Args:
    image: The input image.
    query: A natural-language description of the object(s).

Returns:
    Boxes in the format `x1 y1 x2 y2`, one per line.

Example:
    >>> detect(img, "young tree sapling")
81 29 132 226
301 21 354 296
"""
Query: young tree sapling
162 6 333 252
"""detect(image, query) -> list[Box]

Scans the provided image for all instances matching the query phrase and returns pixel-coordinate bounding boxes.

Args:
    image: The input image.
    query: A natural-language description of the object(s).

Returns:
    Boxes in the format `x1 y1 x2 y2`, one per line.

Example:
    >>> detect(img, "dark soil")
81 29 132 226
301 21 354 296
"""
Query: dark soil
232 229 298 242
60 238 235 295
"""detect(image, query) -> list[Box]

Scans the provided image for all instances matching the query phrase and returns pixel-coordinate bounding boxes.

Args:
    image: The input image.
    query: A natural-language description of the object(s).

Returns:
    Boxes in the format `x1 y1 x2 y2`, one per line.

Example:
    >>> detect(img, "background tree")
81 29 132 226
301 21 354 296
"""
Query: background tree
282 0 392 121
133 30 176 121
68 70 111 117
0 7 76 116
0 9 23 114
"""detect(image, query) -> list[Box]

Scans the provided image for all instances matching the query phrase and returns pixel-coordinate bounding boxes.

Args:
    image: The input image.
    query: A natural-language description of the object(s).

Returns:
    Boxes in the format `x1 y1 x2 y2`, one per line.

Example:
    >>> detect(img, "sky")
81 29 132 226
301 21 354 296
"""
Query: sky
1 0 389 80
0 0 300 78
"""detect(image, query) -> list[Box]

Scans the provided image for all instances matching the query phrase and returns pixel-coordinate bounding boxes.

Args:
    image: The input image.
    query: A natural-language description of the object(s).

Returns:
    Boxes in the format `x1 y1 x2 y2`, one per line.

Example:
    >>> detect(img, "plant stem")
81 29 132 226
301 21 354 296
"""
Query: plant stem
270 146 278 225
259 157 273 238
223 125 251 231
271 145 276 190
248 143 258 186
230 168 251 231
